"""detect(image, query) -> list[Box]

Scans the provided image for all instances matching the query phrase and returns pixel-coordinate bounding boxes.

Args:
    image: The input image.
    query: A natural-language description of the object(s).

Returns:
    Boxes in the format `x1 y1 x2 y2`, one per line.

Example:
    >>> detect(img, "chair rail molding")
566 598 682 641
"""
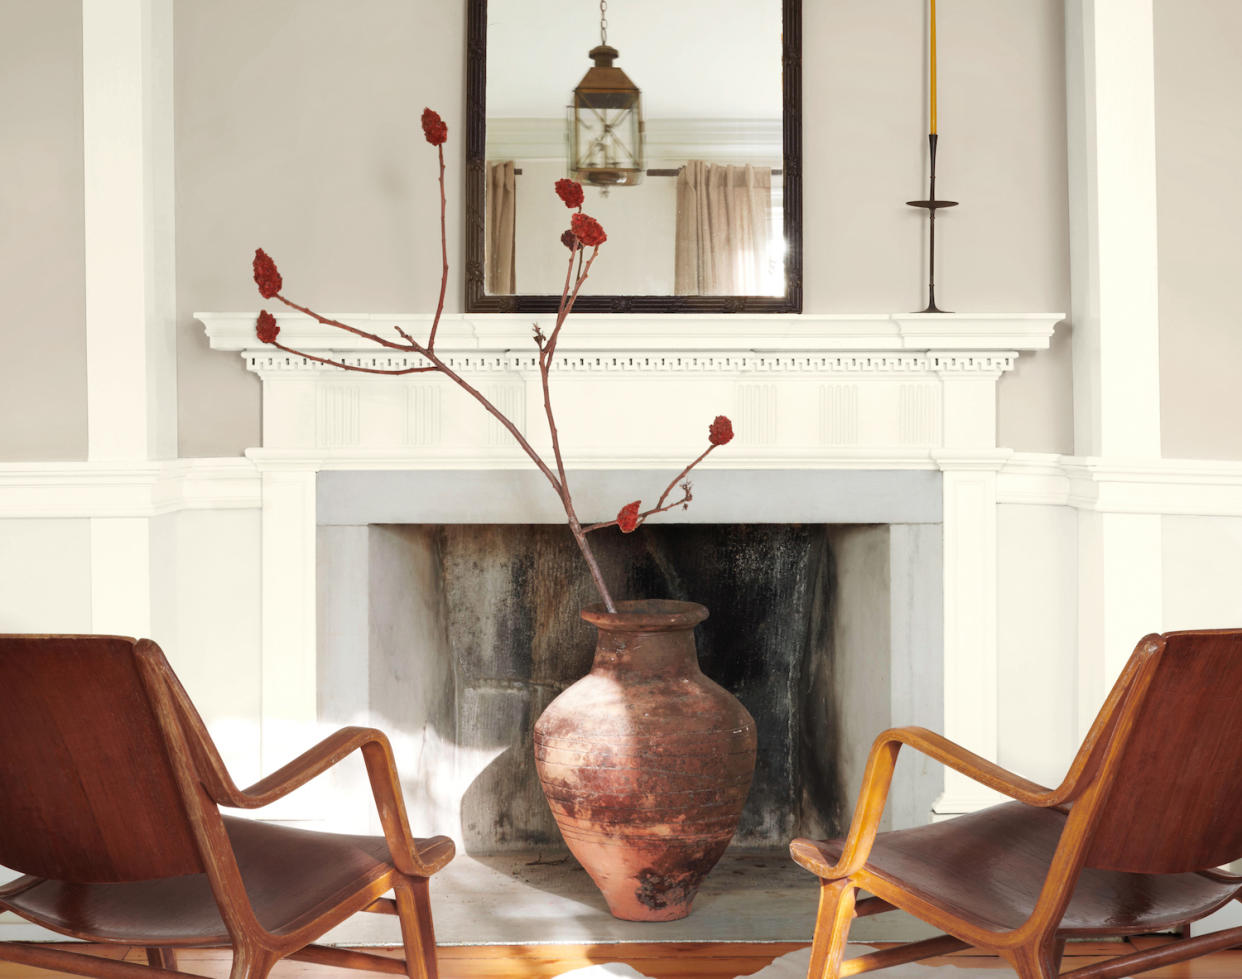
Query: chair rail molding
0 459 261 518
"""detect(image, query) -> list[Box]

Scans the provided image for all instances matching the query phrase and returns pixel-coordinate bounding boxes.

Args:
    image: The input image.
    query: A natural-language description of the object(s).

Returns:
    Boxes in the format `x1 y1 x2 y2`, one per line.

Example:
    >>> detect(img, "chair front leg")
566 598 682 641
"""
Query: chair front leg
807 879 858 979
394 875 440 979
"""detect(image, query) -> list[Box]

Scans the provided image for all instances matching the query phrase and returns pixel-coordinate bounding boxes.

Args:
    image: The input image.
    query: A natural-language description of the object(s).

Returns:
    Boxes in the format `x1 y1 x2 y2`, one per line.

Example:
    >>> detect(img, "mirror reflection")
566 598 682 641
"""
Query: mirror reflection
480 0 789 301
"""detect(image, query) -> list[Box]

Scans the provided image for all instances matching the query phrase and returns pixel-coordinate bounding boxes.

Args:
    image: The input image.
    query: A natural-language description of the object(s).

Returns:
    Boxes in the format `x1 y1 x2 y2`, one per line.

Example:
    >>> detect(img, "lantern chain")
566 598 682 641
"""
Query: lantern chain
599 0 608 45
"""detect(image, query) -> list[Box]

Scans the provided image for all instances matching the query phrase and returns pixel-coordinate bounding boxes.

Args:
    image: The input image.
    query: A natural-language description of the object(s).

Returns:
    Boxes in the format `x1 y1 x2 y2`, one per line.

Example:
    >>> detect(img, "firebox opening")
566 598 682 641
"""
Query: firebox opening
319 521 916 856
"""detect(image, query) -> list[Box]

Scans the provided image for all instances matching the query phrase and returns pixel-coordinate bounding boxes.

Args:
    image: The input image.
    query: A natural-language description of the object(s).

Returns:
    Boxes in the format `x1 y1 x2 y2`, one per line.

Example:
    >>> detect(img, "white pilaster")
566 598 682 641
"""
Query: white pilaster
81 0 176 639
1068 462 1164 739
1065 0 1164 734
258 467 320 792
931 456 1006 816
83 0 177 463
928 352 1011 816
1065 0 1161 459
934 352 1013 449
89 517 152 637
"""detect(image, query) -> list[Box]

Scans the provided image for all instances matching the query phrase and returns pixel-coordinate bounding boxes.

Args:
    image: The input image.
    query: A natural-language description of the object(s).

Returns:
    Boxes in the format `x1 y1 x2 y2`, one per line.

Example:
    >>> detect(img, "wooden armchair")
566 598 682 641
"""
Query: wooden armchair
791 629 1242 979
0 635 455 979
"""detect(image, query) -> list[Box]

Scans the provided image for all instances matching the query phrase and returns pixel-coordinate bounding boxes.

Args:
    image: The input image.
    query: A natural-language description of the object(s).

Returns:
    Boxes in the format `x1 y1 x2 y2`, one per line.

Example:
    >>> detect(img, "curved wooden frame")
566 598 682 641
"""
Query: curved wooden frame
0 637 455 979
463 0 803 314
791 631 1242 979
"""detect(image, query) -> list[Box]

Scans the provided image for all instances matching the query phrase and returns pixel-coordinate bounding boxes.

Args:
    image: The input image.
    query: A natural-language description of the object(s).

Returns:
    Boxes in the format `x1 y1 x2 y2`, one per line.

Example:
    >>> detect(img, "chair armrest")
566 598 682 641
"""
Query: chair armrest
231 726 384 806
205 726 454 878
791 726 1065 881
885 727 1063 807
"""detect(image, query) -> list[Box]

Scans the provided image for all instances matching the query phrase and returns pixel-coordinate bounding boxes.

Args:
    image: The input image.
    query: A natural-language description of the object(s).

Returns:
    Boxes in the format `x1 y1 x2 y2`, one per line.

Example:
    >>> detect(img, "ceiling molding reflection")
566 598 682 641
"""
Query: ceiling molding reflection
486 117 783 166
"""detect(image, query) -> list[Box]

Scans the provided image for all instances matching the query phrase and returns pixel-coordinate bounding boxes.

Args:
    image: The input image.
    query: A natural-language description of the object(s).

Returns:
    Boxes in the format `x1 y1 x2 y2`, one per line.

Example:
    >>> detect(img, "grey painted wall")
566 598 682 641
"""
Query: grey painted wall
174 0 466 457
806 0 1072 454
0 0 87 461
1155 0 1242 460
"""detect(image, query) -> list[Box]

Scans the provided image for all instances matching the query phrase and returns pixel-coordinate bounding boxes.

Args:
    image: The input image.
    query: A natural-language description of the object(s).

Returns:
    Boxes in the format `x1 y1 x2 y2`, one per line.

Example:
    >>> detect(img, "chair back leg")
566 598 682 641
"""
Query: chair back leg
394 876 440 979
807 880 857 979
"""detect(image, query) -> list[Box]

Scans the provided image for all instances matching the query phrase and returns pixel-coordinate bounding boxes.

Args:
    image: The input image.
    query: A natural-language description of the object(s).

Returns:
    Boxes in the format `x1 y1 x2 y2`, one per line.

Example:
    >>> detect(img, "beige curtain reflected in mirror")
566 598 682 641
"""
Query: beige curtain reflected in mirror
674 161 772 295
486 161 516 293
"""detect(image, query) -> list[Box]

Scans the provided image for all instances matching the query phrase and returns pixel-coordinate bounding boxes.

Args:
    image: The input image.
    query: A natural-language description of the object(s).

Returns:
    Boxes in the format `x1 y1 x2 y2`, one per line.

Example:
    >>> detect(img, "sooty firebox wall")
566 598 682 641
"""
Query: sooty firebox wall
432 523 844 853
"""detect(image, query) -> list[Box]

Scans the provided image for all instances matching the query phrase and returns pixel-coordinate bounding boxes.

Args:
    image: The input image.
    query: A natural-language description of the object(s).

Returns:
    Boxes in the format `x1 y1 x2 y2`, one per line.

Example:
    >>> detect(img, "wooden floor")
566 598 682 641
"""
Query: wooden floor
2 941 1241 979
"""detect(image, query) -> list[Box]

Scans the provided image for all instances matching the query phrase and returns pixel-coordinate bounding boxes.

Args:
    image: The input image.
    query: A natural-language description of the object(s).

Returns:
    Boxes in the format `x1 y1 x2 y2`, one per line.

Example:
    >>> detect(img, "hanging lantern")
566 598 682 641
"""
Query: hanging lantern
569 1 644 187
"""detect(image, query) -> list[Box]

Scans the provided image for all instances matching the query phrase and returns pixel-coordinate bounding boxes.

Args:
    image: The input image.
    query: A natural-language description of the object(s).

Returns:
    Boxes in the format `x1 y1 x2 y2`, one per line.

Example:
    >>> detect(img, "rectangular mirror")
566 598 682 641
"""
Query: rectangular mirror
465 0 802 313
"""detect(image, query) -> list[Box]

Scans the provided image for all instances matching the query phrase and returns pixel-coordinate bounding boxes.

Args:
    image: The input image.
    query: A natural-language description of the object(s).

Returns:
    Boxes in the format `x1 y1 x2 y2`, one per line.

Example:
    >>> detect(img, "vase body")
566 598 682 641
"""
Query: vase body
533 599 757 921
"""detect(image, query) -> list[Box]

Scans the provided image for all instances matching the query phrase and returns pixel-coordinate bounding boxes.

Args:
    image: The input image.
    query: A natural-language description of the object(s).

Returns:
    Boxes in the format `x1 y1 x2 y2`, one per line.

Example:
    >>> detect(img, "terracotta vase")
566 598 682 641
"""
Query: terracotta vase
533 599 757 921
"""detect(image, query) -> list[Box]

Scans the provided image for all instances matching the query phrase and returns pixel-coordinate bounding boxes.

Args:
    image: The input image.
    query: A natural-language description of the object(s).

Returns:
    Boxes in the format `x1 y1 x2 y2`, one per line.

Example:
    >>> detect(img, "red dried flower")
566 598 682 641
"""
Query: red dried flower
570 212 607 248
256 310 280 344
253 248 282 299
555 178 585 209
708 415 734 446
560 229 579 251
617 500 641 533
421 107 447 146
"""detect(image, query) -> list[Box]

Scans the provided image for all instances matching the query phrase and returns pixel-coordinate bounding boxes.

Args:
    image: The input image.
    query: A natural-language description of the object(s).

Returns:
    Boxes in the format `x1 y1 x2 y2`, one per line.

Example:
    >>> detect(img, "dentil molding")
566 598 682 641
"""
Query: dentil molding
242 350 1021 377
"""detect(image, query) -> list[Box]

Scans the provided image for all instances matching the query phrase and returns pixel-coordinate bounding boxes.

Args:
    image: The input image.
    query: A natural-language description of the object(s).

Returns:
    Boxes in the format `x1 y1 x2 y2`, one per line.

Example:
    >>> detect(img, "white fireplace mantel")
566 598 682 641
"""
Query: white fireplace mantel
202 312 1061 463
199 310 1061 821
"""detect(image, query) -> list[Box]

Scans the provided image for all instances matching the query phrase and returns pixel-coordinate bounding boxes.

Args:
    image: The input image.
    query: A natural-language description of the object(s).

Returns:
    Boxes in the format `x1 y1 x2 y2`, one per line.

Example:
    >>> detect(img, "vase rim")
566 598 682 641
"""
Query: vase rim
581 599 709 631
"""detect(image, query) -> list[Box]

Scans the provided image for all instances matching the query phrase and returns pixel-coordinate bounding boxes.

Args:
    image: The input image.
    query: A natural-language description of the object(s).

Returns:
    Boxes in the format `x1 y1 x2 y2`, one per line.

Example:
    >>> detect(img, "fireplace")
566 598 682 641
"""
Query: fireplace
312 463 945 854
200 308 1058 938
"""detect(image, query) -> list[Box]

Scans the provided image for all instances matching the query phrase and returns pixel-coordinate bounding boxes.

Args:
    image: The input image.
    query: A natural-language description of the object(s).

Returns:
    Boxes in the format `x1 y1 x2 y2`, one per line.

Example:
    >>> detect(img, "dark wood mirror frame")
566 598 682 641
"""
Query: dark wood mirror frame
464 0 802 314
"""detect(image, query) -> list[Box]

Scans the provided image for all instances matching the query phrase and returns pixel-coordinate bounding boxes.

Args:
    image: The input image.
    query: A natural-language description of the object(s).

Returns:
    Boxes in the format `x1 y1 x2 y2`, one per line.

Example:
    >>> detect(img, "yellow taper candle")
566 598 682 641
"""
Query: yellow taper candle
930 0 938 134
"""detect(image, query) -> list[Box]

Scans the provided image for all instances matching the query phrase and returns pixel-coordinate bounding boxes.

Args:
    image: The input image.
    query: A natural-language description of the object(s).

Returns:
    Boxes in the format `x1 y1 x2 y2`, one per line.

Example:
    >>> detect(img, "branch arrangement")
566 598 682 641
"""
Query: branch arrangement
252 108 733 612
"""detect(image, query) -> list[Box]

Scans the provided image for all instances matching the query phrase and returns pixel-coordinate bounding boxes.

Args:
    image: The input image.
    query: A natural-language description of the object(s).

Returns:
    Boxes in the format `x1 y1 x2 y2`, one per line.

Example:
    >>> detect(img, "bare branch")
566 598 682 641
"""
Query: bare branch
546 242 580 367
538 240 614 609
426 143 449 351
414 345 566 501
582 443 716 537
653 444 717 513
582 486 694 534
274 295 415 350
546 246 599 361
394 324 422 348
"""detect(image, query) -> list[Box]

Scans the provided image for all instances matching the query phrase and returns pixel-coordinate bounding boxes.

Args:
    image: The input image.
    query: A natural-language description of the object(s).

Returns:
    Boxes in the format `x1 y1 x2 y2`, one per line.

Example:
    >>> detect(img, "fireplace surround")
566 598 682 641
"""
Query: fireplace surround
201 310 1061 836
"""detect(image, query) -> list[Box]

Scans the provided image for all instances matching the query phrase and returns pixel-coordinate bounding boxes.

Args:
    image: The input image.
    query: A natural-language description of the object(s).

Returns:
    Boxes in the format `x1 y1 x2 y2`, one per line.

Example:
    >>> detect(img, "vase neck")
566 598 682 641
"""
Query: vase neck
590 626 701 677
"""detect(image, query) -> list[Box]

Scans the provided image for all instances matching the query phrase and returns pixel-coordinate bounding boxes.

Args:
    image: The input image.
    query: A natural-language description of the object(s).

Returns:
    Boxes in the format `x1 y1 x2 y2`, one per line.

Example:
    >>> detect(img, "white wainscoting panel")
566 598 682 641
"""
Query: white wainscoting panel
151 508 264 789
1162 515 1242 630
996 504 1079 787
0 519 94 633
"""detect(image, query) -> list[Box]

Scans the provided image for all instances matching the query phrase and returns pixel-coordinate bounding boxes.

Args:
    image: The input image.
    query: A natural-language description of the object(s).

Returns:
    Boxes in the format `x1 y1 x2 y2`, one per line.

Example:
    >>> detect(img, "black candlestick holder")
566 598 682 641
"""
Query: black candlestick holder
906 133 958 313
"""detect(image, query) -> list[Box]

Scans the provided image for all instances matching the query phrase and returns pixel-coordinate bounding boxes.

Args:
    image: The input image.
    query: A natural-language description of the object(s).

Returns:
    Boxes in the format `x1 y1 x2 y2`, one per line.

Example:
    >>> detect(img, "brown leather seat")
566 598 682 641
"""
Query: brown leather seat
794 802 1238 936
0 635 455 979
3 817 453 943
790 630 1242 979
